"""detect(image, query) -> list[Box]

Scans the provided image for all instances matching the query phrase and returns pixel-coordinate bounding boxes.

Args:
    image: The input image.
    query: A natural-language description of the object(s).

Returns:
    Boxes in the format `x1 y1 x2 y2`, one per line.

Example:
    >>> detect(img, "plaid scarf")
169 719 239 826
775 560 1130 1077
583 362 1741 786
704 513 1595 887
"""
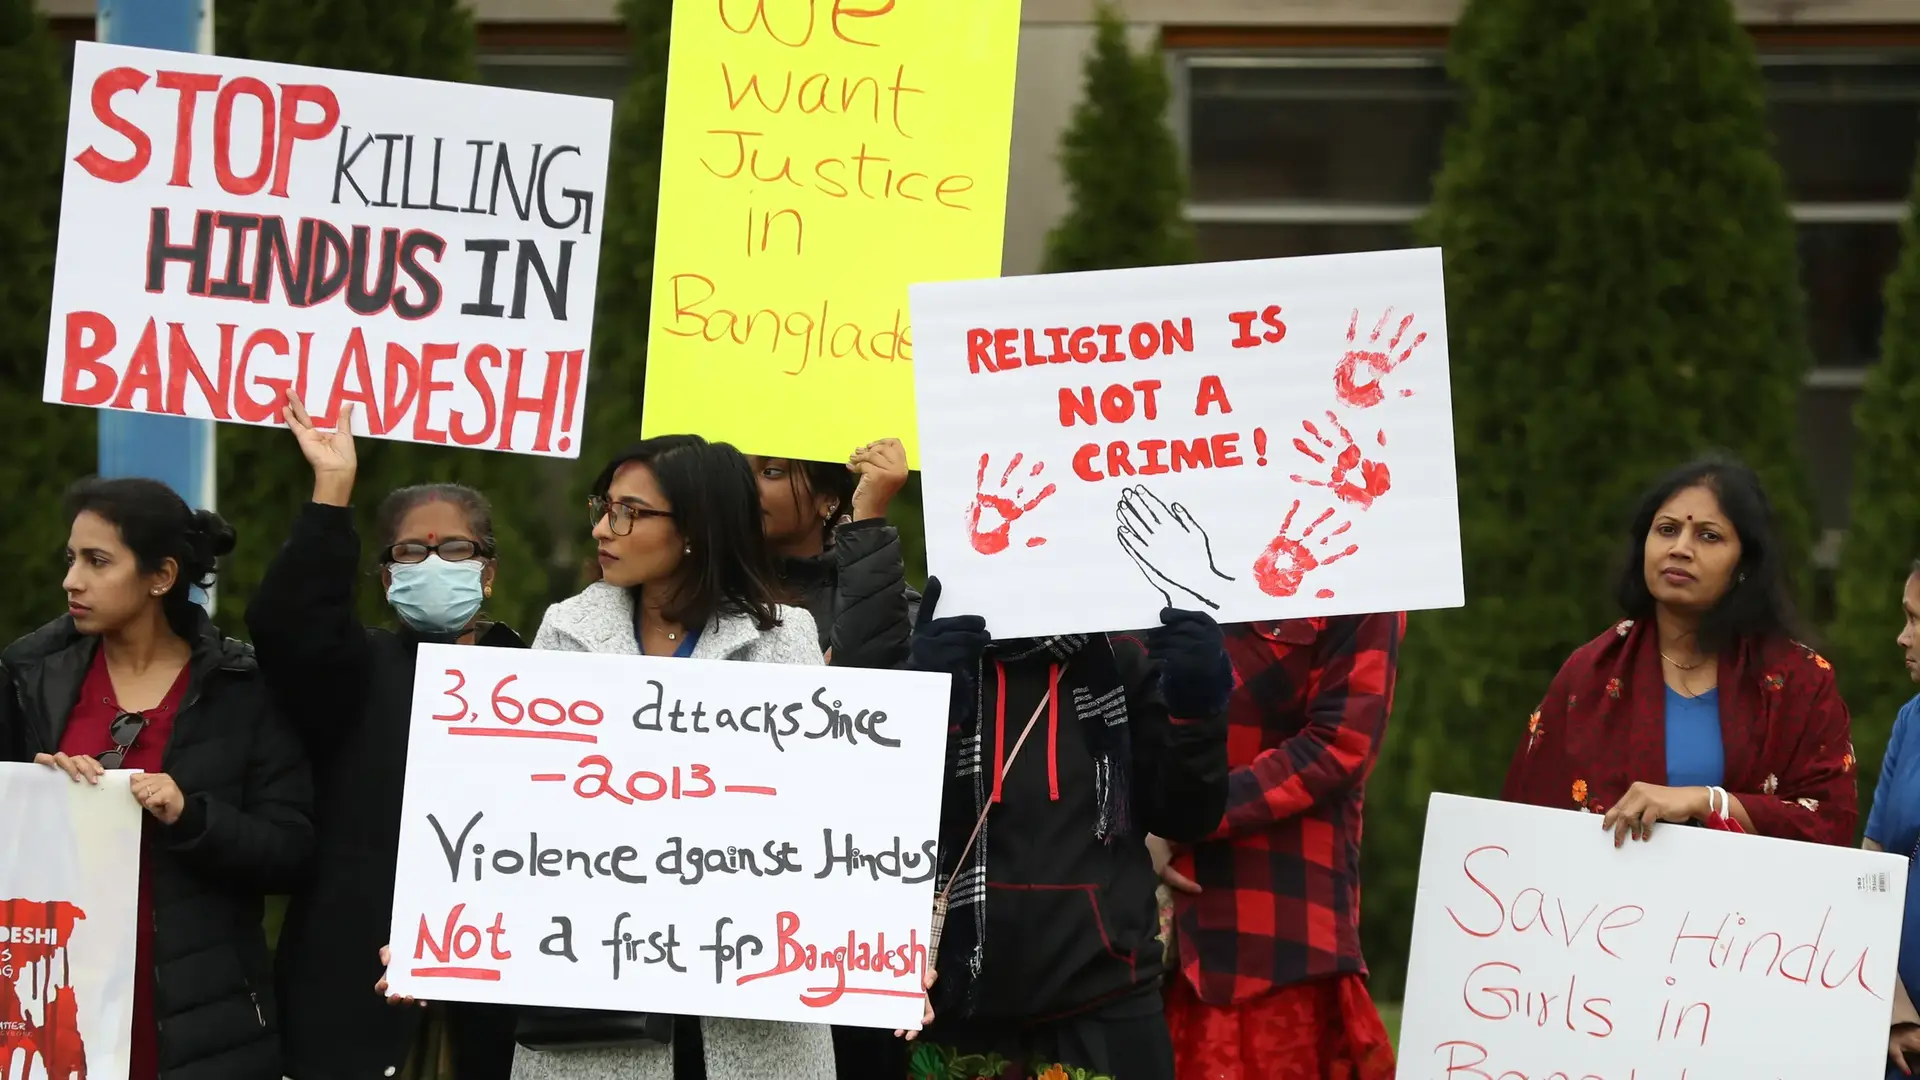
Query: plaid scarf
934 633 1132 1018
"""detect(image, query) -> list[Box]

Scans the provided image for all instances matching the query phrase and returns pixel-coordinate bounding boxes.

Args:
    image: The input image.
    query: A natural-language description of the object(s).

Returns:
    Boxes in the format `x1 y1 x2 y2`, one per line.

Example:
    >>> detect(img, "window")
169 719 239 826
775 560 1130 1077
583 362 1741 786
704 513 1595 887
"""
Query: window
477 49 631 102
1180 53 1449 263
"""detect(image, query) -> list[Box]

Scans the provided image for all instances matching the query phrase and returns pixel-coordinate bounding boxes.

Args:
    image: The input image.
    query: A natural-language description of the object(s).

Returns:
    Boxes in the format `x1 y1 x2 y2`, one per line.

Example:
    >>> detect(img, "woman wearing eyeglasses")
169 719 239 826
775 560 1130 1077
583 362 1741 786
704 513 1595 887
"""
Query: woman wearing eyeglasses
506 434 830 1080
3 476 312 1080
246 397 526 1080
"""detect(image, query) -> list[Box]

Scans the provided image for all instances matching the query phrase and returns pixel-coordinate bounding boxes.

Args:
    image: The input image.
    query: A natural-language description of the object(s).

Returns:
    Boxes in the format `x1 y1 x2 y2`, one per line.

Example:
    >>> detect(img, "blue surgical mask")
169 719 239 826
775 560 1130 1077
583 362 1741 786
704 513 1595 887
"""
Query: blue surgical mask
387 556 485 634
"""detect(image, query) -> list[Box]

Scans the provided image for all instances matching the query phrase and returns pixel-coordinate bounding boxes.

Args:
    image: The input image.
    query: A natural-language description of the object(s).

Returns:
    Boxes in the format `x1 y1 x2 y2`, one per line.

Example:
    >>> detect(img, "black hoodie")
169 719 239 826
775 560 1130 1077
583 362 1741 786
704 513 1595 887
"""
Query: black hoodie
929 634 1227 1024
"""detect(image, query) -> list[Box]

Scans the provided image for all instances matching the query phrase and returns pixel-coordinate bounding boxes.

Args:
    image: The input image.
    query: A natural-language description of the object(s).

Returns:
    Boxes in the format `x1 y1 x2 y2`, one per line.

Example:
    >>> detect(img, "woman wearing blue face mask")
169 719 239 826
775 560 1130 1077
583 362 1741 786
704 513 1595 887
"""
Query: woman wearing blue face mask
246 394 526 1080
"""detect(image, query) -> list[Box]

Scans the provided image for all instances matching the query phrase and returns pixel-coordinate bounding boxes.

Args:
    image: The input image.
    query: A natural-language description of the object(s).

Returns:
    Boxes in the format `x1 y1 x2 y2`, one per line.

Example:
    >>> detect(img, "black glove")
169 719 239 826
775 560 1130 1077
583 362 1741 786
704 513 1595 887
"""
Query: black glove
907 578 991 712
1148 607 1232 718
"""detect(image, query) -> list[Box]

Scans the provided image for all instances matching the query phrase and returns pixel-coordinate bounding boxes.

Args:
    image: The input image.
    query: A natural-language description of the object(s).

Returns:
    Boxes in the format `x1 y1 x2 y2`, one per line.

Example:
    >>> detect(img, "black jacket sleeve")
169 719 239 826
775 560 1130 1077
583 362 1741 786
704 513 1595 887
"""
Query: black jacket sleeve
1116 637 1228 843
825 519 916 670
163 692 315 894
243 503 372 760
0 664 22 762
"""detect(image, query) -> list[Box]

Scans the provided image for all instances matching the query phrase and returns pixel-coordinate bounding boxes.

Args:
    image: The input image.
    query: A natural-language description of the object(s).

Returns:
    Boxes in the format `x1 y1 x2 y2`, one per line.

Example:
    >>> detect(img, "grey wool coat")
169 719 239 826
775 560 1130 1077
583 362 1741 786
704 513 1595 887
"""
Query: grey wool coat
510 582 834 1080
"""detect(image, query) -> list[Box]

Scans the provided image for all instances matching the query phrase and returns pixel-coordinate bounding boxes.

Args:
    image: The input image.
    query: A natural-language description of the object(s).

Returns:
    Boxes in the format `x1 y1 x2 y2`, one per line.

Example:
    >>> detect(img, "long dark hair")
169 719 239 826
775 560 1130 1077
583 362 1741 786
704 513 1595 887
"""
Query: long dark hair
65 477 236 639
593 435 787 631
1612 454 1799 652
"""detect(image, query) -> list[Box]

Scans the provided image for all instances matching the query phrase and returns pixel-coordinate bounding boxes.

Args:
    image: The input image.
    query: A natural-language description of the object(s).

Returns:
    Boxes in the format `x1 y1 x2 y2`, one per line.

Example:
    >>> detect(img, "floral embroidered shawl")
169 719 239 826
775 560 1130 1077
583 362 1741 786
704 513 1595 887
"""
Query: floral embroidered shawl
1501 618 1856 845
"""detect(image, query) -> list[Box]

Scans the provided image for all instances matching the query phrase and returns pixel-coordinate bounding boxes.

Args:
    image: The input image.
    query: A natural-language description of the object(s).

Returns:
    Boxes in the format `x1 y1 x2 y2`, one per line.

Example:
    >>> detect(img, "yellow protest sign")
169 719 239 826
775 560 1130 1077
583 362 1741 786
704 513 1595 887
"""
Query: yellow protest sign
641 0 1022 468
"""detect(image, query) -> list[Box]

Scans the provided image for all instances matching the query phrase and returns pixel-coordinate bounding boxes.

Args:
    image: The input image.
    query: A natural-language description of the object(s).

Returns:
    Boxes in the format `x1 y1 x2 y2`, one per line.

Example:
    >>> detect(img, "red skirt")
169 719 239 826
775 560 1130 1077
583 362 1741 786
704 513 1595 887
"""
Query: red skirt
1164 972 1395 1080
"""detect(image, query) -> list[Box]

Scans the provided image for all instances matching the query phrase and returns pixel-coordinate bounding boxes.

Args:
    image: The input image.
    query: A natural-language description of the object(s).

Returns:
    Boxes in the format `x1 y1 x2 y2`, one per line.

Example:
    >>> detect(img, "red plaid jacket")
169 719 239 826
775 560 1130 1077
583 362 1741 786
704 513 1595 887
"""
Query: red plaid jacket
1169 613 1404 1005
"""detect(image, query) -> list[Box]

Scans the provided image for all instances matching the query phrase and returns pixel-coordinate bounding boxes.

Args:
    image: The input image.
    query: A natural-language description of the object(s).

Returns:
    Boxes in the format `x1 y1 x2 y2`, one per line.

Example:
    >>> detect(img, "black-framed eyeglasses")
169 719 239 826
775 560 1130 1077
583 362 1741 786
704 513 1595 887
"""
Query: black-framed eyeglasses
589 496 673 537
97 711 148 770
383 539 490 565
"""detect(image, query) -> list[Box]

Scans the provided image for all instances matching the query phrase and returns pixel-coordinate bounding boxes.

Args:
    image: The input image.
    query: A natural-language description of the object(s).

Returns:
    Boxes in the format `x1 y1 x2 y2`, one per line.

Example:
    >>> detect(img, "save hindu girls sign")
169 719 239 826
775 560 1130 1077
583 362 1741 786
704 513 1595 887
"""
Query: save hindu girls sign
1397 795 1907 1080
0 764 143 1080
45 43 613 458
910 247 1465 639
640 0 1022 466
383 645 951 1030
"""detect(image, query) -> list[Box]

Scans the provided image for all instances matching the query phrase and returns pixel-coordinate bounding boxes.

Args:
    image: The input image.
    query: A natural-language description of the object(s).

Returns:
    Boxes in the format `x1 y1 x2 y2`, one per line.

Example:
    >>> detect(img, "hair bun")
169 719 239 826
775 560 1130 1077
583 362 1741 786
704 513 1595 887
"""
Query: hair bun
189 508 238 559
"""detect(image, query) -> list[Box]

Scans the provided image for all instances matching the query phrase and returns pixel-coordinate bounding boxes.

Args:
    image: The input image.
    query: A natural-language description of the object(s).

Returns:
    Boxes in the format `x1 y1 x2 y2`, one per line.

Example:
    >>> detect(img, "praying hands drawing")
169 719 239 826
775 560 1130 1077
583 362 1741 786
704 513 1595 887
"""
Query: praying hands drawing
1115 486 1236 610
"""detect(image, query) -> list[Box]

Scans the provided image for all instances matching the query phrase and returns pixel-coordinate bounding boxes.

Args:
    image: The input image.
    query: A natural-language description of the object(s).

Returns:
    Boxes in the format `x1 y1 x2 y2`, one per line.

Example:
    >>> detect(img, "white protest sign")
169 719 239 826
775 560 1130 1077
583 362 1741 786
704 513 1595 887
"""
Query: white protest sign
384 645 952 1029
1397 794 1906 1080
0 764 142 1080
47 42 612 458
910 247 1463 639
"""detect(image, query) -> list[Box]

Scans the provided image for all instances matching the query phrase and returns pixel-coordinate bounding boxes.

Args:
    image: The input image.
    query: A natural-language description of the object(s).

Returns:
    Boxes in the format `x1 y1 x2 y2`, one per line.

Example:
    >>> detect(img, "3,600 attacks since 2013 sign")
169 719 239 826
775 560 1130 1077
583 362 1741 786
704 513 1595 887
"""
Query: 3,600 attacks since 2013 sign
384 646 953 1030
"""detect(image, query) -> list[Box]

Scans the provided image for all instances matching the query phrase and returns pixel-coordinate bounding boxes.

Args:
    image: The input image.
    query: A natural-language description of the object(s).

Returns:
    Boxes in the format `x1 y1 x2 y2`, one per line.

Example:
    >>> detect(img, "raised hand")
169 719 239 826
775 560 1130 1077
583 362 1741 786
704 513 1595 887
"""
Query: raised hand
848 438 909 522
1252 500 1357 598
1115 486 1235 610
285 394 357 506
966 452 1057 555
1290 411 1391 509
1333 307 1428 409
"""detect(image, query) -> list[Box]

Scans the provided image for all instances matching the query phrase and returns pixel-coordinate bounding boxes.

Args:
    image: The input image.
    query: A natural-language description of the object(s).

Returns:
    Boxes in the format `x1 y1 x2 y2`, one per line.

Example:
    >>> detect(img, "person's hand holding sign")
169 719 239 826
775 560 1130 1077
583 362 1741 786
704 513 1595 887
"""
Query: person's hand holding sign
1116 486 1235 611
905 577 991 716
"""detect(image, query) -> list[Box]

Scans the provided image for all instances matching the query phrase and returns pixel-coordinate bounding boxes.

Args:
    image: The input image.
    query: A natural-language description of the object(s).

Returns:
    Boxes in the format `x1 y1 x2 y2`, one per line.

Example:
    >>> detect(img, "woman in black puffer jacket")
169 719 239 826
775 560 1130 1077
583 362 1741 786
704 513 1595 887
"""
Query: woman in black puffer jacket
2 477 312 1080
749 438 920 669
748 440 919 1078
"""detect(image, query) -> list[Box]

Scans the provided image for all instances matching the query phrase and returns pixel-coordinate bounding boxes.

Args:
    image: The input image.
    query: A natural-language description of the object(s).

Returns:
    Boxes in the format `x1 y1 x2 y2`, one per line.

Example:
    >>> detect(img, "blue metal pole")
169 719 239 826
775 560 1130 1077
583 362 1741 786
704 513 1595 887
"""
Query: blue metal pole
96 0 217 605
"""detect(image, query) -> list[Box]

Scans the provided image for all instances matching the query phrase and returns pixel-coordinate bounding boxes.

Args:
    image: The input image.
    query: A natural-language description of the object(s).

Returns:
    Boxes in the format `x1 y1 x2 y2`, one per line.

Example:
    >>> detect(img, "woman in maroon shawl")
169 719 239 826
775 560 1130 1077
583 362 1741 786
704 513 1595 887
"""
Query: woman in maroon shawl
1503 455 1855 847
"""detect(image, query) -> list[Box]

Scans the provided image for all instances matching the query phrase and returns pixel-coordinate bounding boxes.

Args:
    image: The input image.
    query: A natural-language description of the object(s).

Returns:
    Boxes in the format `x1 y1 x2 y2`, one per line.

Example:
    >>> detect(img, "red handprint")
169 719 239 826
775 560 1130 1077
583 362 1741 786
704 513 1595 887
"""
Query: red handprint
1252 500 1358 598
1333 307 1428 408
1290 411 1391 509
966 452 1058 554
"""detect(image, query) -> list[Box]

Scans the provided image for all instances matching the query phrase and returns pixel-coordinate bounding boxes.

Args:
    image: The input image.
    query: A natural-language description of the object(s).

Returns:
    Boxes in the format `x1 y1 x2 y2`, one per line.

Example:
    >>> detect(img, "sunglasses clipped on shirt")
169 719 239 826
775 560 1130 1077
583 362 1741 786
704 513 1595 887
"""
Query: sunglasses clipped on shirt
588 496 673 537
97 711 149 770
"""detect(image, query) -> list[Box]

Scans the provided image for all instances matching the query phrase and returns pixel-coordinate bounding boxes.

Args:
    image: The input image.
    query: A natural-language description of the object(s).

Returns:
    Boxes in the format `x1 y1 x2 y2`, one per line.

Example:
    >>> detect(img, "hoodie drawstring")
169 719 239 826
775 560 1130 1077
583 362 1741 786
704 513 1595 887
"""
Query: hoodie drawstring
990 659 1008 804
1046 662 1061 801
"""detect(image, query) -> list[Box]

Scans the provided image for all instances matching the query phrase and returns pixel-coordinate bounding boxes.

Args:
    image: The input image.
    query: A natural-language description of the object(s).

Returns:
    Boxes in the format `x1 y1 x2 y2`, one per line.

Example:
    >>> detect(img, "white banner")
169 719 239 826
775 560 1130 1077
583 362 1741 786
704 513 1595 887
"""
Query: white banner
48 42 612 457
0 764 142 1080
384 646 952 1030
910 247 1464 639
1397 794 1908 1080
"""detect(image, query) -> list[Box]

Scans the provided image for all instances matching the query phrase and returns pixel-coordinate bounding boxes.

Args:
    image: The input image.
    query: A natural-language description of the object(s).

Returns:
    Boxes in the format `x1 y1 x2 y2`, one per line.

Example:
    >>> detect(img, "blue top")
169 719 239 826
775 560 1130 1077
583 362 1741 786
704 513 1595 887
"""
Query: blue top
1664 687 1725 789
1867 695 1920 1079
671 630 702 659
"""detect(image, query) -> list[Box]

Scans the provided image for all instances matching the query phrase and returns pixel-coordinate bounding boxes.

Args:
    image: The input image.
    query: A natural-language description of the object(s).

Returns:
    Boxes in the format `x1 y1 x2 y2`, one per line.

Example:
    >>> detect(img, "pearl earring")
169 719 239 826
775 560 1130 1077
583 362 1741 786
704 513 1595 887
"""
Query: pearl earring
151 588 163 596
683 542 693 555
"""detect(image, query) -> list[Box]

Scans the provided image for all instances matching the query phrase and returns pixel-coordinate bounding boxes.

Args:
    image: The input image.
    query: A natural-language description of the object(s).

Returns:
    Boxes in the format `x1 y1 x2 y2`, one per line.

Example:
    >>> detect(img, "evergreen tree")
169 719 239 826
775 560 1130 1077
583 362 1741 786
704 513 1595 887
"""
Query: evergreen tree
218 0 474 80
581 0 670 474
0 0 93 642
1360 0 1815 998
1831 162 1920 798
213 0 563 634
1040 3 1194 273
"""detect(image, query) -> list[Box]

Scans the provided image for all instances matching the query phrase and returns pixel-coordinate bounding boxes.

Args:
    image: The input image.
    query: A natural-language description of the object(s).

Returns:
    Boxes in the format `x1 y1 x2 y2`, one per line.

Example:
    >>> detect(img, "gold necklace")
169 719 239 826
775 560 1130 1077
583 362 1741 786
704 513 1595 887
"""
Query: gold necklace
1660 651 1703 671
